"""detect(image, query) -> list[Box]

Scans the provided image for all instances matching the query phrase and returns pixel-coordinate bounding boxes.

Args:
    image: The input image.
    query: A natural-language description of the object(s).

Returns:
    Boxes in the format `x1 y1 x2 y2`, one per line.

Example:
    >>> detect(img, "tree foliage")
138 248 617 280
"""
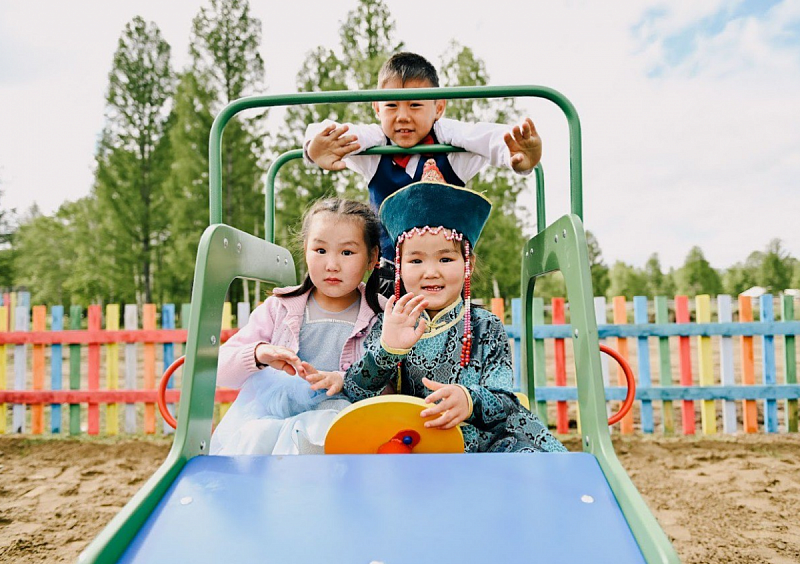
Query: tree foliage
0 188 15 290
273 0 401 275
160 71 215 301
163 0 266 305
675 246 723 296
13 199 112 305
586 230 610 297
94 16 174 304
6 2 800 307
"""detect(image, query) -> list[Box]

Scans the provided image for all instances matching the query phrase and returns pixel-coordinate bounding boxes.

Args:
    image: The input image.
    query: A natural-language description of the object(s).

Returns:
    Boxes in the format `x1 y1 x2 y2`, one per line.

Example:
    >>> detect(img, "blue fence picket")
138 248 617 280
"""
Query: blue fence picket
50 305 64 433
760 295 778 433
162 304 176 435
633 297 653 433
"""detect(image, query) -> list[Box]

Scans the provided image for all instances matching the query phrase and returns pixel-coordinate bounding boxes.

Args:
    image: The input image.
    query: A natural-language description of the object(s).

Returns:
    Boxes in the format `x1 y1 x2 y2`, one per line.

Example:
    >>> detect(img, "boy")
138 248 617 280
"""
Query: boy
304 52 541 294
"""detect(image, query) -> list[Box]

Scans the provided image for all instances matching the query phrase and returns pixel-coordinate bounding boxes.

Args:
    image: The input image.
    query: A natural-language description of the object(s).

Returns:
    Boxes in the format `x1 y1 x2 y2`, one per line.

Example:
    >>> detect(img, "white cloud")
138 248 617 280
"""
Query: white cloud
1 0 798 272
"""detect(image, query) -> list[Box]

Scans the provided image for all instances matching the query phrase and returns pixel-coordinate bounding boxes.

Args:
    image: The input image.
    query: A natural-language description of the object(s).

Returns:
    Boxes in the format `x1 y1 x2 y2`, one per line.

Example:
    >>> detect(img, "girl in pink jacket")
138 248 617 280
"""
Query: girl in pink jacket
211 199 383 455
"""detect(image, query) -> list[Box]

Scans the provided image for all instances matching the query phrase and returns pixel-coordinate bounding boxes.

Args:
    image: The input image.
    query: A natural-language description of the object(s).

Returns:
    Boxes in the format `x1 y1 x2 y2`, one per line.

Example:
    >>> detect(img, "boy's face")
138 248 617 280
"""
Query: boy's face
372 78 446 148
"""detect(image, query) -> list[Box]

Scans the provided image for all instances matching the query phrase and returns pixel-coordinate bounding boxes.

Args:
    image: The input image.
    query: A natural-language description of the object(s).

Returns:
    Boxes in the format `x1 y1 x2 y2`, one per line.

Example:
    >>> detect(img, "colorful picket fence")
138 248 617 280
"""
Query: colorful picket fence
499 294 800 435
0 292 246 436
1 292 799 436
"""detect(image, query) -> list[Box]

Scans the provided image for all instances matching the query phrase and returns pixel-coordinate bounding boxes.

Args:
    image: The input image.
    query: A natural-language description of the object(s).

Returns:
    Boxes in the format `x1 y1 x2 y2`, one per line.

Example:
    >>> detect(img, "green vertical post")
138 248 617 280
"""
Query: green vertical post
654 296 674 435
782 296 797 432
180 304 191 353
69 305 82 435
534 163 546 234
531 297 548 424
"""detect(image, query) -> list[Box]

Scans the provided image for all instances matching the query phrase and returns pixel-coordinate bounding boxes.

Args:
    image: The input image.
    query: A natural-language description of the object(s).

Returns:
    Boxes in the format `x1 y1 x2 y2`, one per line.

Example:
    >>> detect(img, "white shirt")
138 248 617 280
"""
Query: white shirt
303 117 531 182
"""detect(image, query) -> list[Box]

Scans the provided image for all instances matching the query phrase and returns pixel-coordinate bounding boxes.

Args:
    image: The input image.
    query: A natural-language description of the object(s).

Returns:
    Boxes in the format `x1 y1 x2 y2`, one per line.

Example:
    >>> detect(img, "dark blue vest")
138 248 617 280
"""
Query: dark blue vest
369 135 464 259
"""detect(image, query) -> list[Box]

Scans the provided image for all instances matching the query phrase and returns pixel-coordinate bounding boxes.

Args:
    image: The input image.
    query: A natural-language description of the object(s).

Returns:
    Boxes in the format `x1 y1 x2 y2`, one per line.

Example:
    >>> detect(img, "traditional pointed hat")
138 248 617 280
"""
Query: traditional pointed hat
380 160 492 249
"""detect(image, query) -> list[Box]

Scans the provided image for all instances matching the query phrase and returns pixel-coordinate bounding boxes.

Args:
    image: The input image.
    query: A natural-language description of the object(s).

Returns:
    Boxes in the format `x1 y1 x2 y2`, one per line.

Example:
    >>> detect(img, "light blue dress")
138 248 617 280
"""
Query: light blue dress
210 297 357 455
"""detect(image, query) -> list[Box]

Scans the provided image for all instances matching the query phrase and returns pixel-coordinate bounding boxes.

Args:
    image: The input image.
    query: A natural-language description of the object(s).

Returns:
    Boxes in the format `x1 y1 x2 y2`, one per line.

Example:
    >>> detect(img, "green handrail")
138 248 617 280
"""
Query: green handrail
211 85 582 228
264 145 465 244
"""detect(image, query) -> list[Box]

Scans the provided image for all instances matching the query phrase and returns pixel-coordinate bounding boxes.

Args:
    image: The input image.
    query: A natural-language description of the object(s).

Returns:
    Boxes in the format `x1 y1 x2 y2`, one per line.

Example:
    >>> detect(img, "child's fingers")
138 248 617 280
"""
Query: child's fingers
422 377 443 392
309 378 328 390
421 395 455 418
320 123 337 136
334 142 360 157
408 297 428 319
404 295 426 315
336 134 357 145
326 378 344 396
384 295 396 313
414 318 427 338
330 124 349 138
393 292 415 313
424 410 457 429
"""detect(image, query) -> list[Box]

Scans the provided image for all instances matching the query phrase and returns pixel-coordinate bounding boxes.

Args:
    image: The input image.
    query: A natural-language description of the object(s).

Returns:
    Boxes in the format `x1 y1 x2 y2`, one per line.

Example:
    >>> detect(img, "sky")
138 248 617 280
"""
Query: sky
1 0 799 271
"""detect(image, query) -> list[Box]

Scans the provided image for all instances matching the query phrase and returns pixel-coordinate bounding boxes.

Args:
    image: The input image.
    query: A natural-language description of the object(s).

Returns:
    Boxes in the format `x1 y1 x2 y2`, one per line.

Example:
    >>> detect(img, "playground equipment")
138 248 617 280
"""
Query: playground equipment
81 86 680 563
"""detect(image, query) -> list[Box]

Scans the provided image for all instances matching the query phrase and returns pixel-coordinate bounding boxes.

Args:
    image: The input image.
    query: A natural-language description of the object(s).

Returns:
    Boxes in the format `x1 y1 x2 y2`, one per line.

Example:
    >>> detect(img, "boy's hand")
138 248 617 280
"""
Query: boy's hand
381 293 428 351
307 123 360 171
504 117 542 173
301 362 344 396
254 343 306 378
420 378 470 429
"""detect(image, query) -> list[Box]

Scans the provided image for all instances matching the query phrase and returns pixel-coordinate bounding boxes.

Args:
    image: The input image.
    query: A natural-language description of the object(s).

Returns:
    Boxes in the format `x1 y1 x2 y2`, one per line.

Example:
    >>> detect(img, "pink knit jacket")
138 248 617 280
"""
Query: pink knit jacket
216 283 381 389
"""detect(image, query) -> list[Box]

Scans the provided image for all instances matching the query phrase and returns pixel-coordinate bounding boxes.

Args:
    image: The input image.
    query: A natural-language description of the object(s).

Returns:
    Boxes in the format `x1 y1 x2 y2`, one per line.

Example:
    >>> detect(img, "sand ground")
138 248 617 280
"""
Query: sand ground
0 434 799 563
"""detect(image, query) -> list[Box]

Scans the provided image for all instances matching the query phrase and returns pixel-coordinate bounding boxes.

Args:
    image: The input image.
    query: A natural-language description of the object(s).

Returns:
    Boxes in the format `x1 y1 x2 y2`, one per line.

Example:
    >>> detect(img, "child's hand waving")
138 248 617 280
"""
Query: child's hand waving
420 378 471 429
307 123 360 171
254 343 306 378
302 362 344 396
381 293 428 351
504 117 542 173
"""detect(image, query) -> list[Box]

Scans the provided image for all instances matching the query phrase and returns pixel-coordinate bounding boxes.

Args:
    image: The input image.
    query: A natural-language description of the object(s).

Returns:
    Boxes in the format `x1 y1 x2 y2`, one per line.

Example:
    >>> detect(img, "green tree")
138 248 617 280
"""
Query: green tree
723 250 761 295
11 199 113 305
273 0 401 277
607 261 649 299
94 16 174 304
533 271 566 300
759 238 794 293
0 187 15 290
586 230 609 297
791 262 800 290
675 246 722 296
189 0 267 304
644 253 675 296
161 71 216 302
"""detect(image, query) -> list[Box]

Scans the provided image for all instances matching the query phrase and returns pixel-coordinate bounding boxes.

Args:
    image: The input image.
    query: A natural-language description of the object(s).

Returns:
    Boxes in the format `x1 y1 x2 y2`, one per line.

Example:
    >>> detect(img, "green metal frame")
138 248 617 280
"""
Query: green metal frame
521 217 679 563
79 226 296 562
81 85 678 563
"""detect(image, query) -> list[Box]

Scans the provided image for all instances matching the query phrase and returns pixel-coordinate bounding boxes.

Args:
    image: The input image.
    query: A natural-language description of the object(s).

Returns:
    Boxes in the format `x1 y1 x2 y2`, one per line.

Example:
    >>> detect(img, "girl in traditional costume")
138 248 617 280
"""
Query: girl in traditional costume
317 161 566 453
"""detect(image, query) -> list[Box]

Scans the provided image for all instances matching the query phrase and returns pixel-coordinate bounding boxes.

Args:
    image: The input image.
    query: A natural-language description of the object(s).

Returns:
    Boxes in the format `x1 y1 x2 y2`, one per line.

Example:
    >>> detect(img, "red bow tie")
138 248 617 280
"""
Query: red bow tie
392 134 434 169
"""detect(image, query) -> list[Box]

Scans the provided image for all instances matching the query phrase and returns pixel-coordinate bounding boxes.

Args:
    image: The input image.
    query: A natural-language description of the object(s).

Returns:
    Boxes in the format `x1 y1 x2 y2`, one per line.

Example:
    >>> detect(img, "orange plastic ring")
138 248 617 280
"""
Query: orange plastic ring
158 355 185 429
599 344 636 426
